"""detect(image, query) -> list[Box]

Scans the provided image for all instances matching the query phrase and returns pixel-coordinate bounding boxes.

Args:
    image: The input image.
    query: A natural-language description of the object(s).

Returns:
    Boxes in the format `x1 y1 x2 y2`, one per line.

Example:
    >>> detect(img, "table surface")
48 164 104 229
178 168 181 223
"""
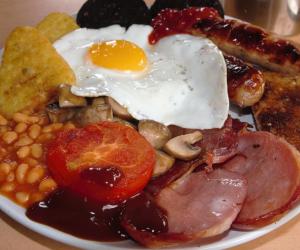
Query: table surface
1 1 300 250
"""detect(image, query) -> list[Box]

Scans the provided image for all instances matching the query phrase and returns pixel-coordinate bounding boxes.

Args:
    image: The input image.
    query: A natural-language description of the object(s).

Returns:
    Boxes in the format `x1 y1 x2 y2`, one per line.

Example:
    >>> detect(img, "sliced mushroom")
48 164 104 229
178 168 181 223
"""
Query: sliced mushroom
58 84 87 108
163 131 203 160
75 104 113 126
92 97 106 106
46 103 77 123
138 120 172 149
153 150 175 178
105 97 132 120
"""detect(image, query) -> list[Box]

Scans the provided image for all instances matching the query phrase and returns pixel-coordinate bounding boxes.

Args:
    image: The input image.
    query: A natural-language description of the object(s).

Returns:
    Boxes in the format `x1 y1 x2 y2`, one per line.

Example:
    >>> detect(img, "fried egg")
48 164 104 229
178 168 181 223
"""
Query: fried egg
53 25 228 129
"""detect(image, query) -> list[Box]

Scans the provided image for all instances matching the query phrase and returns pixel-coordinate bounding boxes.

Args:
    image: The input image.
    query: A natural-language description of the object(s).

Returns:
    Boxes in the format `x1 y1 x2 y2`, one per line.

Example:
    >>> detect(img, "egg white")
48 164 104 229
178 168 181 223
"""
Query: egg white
53 25 228 129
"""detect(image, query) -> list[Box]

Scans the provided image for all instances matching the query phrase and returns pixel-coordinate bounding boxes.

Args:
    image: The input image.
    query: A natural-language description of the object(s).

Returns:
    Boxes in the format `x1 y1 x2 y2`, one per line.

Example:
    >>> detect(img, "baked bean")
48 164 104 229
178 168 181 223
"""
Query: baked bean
17 146 31 159
23 157 38 166
64 122 76 130
28 116 39 124
16 163 29 184
42 123 63 133
2 131 18 144
37 133 53 143
28 124 41 139
15 192 30 204
39 178 57 193
26 166 45 184
38 116 49 126
0 114 8 126
15 122 28 133
14 135 33 147
0 163 10 175
13 113 30 123
1 183 15 192
0 126 8 135
31 144 43 158
6 172 15 182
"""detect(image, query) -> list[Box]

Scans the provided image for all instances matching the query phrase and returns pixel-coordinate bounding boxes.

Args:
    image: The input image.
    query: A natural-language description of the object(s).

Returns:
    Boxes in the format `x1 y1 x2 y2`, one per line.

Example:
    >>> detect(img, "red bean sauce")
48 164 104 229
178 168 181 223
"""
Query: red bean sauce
149 7 300 64
26 188 168 241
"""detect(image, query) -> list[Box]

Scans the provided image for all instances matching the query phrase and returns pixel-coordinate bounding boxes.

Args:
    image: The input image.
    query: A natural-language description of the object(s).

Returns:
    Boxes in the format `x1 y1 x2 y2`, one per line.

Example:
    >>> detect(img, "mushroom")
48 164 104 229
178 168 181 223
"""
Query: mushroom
163 131 203 160
46 103 77 123
105 97 132 120
138 120 172 149
153 150 175 177
58 84 87 108
74 103 113 126
92 97 106 106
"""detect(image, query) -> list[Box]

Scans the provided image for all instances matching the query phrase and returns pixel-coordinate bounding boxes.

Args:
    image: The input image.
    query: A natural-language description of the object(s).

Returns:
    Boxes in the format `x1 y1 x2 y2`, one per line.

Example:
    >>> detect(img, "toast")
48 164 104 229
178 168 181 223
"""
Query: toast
252 71 300 150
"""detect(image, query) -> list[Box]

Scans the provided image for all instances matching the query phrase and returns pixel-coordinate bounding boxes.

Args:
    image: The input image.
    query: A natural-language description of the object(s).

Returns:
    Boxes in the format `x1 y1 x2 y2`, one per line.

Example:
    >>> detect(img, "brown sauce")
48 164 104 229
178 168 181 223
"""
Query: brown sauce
26 188 169 241
80 166 124 188
26 188 128 241
121 192 168 234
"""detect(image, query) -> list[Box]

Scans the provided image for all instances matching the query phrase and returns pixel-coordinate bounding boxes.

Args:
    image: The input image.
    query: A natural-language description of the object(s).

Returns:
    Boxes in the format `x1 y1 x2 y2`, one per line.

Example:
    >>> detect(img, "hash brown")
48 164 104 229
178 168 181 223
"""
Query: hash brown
36 12 79 43
0 26 75 118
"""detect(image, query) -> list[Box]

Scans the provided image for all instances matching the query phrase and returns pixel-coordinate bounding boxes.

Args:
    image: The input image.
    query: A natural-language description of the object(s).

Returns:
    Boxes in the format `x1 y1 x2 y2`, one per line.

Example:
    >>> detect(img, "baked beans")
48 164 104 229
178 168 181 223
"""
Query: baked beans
0 111 75 207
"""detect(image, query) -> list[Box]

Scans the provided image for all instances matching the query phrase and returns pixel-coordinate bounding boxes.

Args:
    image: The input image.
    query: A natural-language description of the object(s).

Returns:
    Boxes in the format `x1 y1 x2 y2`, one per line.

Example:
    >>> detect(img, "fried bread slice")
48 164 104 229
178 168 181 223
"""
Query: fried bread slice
252 71 300 150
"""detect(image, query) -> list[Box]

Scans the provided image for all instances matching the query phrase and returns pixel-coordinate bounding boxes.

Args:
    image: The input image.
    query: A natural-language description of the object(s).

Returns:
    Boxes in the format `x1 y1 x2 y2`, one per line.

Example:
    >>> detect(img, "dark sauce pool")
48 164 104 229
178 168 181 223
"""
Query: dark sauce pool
26 188 168 242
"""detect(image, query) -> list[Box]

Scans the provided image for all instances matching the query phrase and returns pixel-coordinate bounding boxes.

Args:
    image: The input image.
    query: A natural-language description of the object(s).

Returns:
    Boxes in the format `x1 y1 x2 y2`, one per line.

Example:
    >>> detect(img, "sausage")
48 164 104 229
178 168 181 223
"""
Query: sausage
192 17 300 74
150 7 300 74
225 55 265 107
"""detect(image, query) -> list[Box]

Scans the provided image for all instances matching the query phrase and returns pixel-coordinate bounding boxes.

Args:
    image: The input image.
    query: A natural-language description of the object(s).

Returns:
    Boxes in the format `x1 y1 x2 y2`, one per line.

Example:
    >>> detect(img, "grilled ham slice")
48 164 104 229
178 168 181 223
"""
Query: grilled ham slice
222 131 300 229
122 169 247 248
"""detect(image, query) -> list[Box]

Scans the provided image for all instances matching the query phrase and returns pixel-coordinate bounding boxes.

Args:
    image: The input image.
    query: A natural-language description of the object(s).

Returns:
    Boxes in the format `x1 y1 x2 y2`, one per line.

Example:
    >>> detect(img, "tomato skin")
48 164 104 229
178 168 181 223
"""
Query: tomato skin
47 122 155 203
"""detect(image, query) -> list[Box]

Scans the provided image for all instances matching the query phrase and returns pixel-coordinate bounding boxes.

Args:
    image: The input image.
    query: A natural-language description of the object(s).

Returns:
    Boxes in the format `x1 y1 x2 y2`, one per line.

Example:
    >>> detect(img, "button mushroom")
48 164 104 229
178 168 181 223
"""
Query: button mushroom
58 84 87 108
153 150 175 177
105 97 132 120
138 120 172 149
74 99 113 126
92 97 106 106
46 103 77 123
163 131 203 160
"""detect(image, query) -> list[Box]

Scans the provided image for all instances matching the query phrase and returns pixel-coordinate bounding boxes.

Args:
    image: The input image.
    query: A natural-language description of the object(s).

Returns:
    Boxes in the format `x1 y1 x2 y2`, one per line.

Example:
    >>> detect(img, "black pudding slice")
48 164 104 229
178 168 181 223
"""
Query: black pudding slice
77 0 151 29
150 0 224 18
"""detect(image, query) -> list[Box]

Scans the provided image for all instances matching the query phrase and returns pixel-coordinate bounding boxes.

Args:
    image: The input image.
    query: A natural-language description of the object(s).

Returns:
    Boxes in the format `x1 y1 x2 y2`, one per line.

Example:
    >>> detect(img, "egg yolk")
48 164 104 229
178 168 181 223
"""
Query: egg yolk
88 40 148 71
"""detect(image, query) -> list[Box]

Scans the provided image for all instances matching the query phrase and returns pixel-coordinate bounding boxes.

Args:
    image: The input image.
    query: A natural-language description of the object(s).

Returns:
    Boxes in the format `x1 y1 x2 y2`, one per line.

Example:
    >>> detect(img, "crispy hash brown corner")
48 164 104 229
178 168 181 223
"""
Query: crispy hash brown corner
0 26 75 118
36 12 79 42
252 71 300 150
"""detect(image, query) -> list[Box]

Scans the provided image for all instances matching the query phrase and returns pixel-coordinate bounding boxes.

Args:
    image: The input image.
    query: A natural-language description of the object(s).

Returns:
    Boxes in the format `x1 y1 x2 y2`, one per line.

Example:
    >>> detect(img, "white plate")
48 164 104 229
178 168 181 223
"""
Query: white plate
0 36 300 250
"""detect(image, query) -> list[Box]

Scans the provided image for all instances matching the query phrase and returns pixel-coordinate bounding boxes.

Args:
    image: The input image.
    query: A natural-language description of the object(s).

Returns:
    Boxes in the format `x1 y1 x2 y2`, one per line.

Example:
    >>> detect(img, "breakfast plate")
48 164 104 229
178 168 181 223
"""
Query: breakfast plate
0 55 298 249
1 1 300 249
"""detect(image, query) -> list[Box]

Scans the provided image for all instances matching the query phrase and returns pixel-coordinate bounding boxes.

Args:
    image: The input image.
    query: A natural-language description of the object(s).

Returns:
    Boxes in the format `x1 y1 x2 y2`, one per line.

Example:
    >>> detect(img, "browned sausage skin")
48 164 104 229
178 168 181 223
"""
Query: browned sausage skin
225 55 265 107
150 7 300 74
